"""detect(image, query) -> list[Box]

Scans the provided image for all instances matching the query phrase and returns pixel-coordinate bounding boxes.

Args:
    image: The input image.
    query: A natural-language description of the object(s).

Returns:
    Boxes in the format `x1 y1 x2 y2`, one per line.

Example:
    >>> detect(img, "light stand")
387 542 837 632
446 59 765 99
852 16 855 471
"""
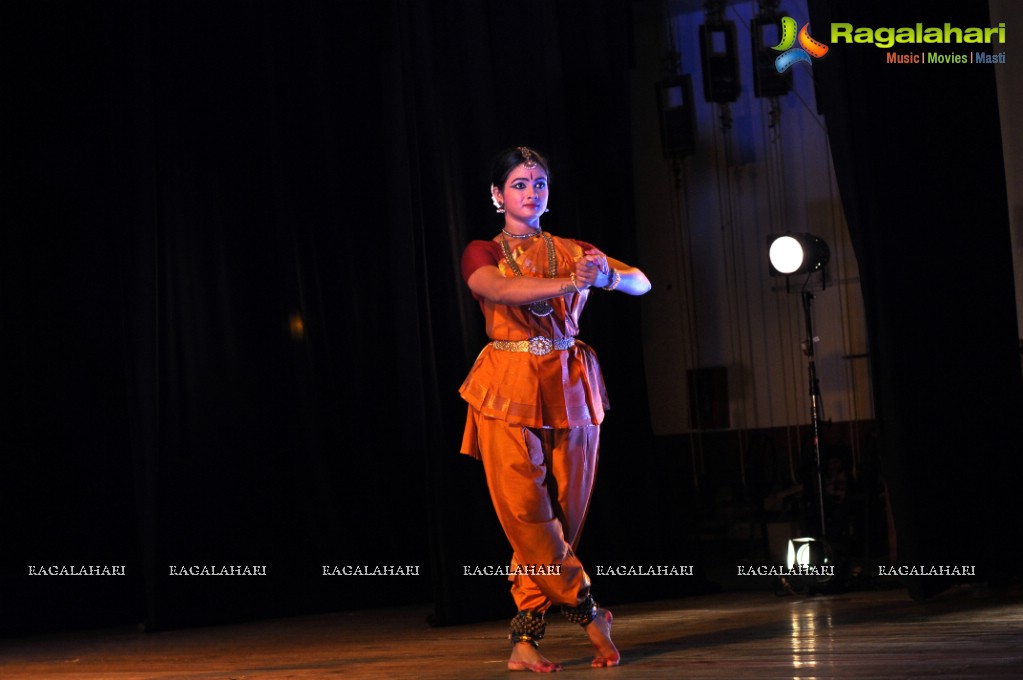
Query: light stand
768 233 837 593
802 290 827 541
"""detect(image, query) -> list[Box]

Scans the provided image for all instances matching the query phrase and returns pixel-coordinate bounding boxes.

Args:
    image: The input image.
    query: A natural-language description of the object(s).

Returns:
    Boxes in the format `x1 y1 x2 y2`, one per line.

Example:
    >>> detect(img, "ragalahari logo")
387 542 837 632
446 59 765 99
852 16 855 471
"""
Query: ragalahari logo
772 17 829 72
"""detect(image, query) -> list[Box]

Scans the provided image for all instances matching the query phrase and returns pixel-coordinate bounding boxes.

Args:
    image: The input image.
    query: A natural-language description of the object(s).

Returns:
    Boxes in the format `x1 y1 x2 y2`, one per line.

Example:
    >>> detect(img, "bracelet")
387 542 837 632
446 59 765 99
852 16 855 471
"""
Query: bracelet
601 268 621 291
570 273 582 293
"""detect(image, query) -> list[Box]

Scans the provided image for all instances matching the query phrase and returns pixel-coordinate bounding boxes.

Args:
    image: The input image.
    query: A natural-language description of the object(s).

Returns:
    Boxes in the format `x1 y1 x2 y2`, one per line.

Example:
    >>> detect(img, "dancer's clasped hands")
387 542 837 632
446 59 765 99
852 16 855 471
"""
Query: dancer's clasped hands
573 249 611 289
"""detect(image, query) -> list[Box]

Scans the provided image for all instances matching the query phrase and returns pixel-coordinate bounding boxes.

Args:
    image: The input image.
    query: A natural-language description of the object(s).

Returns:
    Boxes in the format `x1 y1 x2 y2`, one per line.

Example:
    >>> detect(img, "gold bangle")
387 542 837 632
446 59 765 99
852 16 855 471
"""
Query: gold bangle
601 268 621 291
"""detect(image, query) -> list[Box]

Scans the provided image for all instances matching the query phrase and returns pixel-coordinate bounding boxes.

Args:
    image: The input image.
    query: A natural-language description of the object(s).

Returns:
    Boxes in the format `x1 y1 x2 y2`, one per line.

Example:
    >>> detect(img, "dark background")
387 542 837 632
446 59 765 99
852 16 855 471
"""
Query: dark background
3 0 1021 636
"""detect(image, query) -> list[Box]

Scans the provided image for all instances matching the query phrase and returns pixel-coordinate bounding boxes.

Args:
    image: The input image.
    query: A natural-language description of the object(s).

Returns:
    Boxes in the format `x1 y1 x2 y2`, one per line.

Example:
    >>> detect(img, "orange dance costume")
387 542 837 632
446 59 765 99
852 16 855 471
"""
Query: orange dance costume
460 232 606 635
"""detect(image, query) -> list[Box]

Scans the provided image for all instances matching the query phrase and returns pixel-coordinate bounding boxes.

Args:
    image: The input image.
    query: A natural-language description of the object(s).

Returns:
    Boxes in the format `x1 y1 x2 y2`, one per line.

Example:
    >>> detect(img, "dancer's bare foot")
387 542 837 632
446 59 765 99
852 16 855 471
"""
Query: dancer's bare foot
584 608 620 667
508 641 564 673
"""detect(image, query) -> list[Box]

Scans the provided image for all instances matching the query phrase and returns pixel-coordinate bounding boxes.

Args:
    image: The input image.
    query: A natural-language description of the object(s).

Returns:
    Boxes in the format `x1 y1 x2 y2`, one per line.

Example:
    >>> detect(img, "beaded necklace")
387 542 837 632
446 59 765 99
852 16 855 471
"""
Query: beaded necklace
501 228 538 240
499 232 557 317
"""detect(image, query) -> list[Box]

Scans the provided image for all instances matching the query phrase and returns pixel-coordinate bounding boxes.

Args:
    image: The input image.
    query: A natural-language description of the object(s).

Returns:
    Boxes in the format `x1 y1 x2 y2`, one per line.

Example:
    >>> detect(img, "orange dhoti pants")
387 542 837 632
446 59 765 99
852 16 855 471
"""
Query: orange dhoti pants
472 410 600 613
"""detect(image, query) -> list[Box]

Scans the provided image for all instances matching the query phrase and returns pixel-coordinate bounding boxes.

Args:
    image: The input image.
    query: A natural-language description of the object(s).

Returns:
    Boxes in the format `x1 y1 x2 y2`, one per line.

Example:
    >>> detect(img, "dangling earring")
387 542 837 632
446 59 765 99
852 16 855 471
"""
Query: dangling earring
544 208 550 213
497 205 506 214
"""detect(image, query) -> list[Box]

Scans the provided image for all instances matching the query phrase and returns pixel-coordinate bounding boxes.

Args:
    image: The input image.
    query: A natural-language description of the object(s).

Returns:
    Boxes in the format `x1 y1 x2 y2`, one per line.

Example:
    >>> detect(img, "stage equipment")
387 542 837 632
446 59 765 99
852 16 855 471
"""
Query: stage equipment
768 234 837 593
699 1 740 103
767 233 829 276
751 1 792 98
656 74 697 159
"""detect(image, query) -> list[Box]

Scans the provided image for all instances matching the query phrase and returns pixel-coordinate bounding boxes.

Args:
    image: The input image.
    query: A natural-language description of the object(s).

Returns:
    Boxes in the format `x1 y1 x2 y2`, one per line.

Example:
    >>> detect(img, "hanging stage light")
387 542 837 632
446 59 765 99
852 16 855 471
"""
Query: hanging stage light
656 74 697 159
767 233 830 276
699 20 740 103
699 0 740 104
751 5 793 98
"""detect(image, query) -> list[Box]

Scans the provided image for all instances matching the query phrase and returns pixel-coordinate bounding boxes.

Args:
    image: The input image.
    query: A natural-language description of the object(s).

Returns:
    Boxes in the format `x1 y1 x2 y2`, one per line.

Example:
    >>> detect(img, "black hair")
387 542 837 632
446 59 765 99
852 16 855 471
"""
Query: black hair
489 146 551 189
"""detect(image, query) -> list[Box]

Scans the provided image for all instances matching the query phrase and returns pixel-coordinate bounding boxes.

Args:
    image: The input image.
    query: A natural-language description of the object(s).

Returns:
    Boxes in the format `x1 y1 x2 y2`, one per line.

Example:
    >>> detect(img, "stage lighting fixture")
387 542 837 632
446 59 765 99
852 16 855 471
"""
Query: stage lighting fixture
751 11 793 98
767 233 830 276
768 232 839 594
656 75 697 159
784 537 836 592
787 537 826 569
699 20 740 103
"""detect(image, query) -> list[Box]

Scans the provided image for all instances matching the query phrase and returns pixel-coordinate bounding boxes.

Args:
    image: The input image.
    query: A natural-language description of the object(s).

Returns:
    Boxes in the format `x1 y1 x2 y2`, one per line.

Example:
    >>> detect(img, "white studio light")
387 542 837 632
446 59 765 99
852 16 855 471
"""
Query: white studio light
767 233 830 276
769 235 804 274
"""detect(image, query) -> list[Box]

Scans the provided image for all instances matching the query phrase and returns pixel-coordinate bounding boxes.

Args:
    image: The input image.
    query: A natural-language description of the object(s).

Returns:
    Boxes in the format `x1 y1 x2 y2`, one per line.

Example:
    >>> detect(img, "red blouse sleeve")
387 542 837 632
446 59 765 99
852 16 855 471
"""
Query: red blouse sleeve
461 240 502 282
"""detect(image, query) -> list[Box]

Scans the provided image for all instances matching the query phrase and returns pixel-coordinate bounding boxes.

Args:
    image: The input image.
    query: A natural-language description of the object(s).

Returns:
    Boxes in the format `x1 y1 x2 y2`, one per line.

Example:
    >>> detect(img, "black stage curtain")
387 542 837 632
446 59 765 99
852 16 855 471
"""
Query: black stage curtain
807 0 1023 598
4 0 698 635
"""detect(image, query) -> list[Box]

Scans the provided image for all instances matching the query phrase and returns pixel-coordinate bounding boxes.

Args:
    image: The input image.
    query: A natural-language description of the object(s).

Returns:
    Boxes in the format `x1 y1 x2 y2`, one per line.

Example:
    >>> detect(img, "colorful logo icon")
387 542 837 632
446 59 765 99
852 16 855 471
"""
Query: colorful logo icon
771 17 829 72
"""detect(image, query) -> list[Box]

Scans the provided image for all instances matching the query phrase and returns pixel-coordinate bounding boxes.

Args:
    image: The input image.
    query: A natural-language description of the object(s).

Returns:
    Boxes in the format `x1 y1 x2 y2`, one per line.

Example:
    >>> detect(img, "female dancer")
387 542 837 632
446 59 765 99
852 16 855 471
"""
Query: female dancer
459 146 651 671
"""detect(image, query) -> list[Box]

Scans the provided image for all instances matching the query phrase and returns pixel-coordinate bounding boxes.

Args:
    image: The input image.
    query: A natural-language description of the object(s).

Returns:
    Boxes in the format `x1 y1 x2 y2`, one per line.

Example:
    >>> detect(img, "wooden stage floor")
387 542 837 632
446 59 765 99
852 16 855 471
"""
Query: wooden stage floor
2 585 1022 678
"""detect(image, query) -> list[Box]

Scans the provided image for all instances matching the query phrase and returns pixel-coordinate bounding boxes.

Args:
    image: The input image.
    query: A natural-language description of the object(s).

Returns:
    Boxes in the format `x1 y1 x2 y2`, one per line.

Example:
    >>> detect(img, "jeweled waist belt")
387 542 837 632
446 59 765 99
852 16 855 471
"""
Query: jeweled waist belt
491 337 576 356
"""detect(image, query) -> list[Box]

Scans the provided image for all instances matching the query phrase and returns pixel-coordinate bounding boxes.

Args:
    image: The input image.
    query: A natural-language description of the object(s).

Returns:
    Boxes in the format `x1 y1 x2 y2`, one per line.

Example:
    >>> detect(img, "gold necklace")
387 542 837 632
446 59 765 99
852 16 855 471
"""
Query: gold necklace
499 232 557 317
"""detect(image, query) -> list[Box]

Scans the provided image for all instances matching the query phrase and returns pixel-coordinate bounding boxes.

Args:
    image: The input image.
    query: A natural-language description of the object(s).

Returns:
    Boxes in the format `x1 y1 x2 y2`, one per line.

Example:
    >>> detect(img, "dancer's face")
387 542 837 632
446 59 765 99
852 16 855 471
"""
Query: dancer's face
496 163 548 226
